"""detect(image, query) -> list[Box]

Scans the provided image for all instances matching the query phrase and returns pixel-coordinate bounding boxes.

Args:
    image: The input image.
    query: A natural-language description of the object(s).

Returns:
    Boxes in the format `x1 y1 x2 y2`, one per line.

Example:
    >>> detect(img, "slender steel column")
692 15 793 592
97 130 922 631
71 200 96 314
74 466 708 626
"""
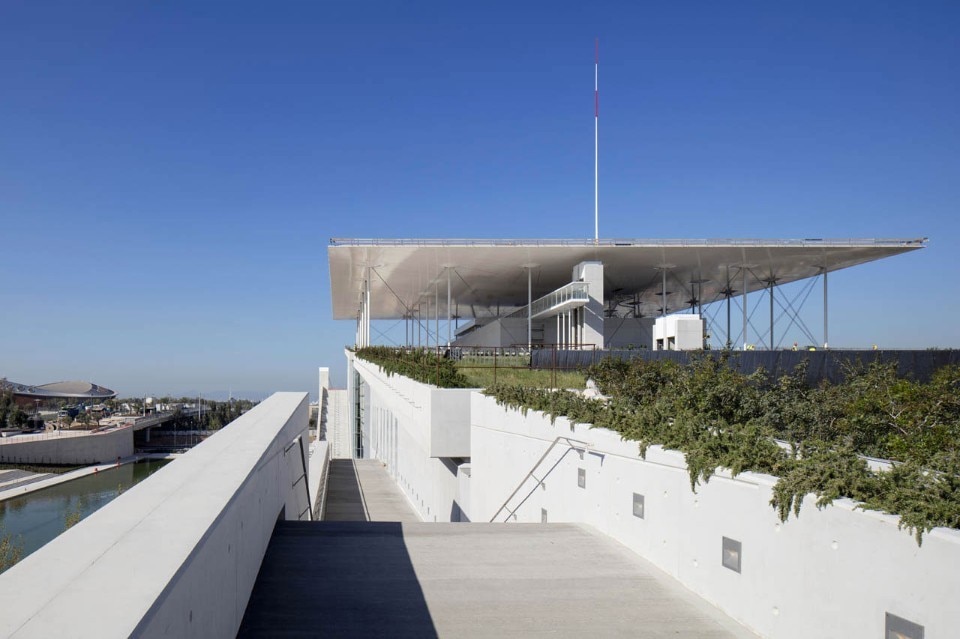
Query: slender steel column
823 268 829 348
742 268 748 350
661 268 667 317
725 266 731 348
726 293 731 349
769 280 775 350
446 268 452 348
527 267 532 350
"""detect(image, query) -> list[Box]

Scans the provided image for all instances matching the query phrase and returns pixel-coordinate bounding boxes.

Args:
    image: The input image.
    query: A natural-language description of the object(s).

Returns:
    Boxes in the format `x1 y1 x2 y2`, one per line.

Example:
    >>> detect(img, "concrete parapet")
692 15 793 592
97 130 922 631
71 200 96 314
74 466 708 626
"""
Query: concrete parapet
470 392 960 639
0 392 310 639
0 426 133 465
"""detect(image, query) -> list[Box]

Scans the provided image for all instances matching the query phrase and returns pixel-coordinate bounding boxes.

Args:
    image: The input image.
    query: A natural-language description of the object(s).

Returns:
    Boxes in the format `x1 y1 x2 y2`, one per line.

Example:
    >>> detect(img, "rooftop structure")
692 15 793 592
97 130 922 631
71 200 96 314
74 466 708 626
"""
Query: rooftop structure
329 237 926 349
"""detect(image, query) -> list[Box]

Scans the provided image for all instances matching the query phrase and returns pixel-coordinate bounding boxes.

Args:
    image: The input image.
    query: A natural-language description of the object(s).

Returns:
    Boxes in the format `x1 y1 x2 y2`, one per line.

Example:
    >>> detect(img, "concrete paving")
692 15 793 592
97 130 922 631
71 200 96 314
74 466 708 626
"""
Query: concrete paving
322 459 420 523
240 460 755 638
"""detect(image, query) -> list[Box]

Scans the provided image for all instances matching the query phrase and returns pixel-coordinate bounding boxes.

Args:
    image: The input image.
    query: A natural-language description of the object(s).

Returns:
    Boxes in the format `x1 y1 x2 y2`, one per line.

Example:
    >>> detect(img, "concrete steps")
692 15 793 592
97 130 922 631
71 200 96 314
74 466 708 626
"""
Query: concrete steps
239 460 753 637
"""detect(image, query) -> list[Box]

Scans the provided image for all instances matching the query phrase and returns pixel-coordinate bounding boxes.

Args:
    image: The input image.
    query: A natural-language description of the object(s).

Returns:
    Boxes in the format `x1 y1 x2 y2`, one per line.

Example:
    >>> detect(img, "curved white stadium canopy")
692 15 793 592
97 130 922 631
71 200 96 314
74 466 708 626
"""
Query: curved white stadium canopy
2 380 117 400
328 238 926 321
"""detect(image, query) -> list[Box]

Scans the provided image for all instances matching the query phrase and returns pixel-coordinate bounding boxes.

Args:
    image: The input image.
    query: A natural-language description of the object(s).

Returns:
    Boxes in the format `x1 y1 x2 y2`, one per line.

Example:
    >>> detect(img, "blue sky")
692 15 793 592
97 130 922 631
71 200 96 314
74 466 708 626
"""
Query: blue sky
1 2 958 398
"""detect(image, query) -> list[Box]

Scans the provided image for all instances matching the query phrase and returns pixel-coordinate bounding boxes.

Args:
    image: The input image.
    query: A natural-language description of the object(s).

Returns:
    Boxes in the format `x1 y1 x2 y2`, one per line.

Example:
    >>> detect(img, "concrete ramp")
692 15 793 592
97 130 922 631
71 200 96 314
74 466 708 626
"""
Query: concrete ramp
239 521 754 638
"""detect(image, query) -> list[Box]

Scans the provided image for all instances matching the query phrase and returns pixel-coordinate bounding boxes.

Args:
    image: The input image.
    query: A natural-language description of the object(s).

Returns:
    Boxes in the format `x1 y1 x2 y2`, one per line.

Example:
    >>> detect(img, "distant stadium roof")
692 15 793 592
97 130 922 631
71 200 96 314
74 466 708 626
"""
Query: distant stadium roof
2 379 117 400
328 238 926 320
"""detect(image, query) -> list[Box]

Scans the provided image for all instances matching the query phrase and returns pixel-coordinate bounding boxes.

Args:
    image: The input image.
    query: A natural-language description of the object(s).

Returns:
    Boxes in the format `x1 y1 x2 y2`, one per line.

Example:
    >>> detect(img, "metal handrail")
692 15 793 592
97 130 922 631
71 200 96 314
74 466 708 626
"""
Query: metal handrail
506 281 590 320
489 436 592 522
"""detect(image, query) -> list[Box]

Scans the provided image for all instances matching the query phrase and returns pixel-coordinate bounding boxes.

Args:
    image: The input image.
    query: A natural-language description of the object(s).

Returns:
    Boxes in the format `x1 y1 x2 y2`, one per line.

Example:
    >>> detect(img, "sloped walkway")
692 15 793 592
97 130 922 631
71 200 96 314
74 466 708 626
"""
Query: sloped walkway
239 460 755 638
322 459 419 522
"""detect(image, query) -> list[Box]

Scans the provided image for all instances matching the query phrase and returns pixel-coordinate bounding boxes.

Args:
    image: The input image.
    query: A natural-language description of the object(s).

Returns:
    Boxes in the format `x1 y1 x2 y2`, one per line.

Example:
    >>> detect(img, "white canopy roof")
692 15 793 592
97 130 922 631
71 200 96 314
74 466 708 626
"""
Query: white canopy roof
328 238 925 320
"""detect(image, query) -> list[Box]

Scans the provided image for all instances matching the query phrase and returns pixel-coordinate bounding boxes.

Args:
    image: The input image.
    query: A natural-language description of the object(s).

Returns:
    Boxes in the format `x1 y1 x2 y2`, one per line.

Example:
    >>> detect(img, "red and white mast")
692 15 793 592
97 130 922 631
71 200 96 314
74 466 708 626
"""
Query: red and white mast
594 38 599 244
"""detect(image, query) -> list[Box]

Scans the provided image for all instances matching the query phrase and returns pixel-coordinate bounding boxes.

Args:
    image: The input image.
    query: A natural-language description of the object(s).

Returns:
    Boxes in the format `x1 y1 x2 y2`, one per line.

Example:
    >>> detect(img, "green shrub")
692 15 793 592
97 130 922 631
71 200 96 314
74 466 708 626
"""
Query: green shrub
356 347 472 388
484 354 960 543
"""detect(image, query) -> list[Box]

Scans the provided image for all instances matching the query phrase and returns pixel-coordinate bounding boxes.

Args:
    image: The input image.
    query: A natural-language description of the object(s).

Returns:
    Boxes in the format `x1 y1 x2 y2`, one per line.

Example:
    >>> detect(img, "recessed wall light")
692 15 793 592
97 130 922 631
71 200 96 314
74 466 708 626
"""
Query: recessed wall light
722 537 741 573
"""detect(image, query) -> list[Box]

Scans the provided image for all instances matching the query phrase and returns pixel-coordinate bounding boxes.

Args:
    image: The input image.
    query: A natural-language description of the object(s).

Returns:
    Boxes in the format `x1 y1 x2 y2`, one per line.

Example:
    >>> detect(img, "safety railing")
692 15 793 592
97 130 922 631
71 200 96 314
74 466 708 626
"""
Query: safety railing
490 436 592 522
505 281 589 320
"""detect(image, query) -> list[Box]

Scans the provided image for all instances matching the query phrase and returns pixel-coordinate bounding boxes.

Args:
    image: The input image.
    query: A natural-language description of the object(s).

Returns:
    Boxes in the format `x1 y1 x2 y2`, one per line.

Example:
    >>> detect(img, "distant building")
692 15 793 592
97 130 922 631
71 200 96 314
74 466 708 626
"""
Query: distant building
1 379 117 407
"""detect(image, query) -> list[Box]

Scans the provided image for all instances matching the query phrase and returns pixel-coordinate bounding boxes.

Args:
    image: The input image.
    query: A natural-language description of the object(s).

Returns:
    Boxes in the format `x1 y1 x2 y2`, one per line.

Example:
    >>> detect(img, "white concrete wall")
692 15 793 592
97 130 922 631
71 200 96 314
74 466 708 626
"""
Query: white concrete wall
604 316 656 349
653 314 705 350
454 319 502 347
470 392 960 639
0 427 133 465
326 389 352 459
353 356 471 522
0 392 311 639
573 261 604 348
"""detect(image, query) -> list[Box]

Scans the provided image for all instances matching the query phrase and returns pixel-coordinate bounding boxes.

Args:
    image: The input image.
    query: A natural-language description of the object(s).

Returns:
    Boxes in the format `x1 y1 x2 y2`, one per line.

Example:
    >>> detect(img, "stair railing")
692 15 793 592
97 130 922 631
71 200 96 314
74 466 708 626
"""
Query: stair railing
489 436 591 522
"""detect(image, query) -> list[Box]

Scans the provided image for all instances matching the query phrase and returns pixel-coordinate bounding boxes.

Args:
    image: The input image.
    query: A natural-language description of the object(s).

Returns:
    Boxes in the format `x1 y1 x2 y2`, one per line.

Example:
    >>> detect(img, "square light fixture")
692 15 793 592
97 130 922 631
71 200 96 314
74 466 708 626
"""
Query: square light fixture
722 537 741 573
633 493 645 518
541 508 548 523
885 613 924 639
578 467 586 489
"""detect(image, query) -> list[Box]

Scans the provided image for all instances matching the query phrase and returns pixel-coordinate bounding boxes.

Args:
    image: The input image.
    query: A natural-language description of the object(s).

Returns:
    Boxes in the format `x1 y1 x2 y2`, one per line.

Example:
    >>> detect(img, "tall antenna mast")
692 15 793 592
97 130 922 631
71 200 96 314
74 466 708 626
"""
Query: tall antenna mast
594 37 599 244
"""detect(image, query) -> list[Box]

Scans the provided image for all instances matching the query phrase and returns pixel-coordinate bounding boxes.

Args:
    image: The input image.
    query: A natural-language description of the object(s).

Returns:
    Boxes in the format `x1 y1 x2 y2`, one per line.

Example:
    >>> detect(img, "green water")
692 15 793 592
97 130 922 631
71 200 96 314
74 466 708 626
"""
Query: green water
0 459 170 569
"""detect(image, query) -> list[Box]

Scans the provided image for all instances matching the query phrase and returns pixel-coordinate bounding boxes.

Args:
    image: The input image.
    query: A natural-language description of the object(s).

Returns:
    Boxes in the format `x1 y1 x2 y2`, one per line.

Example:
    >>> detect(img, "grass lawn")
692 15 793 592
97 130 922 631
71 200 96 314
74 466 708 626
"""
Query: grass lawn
456 359 586 389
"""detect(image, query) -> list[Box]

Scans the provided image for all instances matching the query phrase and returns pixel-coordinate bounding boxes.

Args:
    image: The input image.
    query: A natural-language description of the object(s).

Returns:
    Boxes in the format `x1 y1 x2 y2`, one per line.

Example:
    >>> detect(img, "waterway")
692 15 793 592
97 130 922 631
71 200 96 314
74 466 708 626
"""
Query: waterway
0 459 170 570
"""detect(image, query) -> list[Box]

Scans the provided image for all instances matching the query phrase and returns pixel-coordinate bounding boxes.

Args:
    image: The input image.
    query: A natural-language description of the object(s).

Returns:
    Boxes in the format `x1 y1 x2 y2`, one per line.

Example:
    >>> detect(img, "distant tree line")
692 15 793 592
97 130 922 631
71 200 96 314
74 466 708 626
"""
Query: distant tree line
0 381 28 429
114 396 259 431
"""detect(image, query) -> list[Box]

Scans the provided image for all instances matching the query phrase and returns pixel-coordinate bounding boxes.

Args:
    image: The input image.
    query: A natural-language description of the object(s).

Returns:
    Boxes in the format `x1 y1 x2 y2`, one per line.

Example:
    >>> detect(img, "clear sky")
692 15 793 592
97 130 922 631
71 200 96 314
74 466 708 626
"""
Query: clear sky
2 1 958 398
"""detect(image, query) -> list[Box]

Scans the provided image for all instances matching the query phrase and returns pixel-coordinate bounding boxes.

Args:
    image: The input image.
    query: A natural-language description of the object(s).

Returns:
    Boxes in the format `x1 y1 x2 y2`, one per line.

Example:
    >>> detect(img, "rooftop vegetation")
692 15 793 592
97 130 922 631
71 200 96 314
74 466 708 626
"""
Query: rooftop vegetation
354 346 959 542
354 347 586 389
355 347 473 388
485 354 960 543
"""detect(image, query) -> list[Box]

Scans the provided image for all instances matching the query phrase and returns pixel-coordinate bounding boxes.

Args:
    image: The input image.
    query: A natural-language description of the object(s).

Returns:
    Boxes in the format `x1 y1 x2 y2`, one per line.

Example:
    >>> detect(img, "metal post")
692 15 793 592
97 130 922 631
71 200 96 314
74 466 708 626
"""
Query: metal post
726 292 731 349
769 280 775 350
434 281 439 351
742 268 748 350
446 268 452 348
725 266 731 348
823 268 829 348
661 268 667 317
527 267 532 350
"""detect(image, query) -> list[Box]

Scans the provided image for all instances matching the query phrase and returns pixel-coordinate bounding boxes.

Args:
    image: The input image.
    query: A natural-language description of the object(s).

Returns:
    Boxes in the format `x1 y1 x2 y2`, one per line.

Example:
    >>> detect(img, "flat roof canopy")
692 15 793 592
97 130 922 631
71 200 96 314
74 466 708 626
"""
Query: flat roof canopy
328 238 926 320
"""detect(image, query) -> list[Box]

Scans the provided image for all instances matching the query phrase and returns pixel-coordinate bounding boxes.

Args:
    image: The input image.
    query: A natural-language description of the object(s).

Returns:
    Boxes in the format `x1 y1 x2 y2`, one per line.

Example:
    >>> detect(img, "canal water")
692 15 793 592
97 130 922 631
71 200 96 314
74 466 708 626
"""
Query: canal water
0 459 170 569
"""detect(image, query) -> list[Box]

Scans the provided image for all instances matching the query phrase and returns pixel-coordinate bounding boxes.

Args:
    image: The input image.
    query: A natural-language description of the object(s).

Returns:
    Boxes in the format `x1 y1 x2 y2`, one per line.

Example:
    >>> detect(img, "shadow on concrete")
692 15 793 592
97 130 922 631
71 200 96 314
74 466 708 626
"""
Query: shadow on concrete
322 459 368 521
238 521 437 638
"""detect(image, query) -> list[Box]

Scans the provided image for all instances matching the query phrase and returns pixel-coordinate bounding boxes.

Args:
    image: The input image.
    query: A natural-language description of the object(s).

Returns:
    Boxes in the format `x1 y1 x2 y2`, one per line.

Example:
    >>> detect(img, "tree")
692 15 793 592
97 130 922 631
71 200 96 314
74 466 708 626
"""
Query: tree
10 407 28 428
0 379 15 427
0 528 23 573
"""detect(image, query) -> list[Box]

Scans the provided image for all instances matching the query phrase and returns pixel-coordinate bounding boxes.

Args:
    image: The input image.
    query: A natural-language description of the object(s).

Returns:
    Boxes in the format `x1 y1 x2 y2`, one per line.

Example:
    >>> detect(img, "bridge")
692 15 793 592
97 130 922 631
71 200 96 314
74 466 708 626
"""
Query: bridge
126 406 204 432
